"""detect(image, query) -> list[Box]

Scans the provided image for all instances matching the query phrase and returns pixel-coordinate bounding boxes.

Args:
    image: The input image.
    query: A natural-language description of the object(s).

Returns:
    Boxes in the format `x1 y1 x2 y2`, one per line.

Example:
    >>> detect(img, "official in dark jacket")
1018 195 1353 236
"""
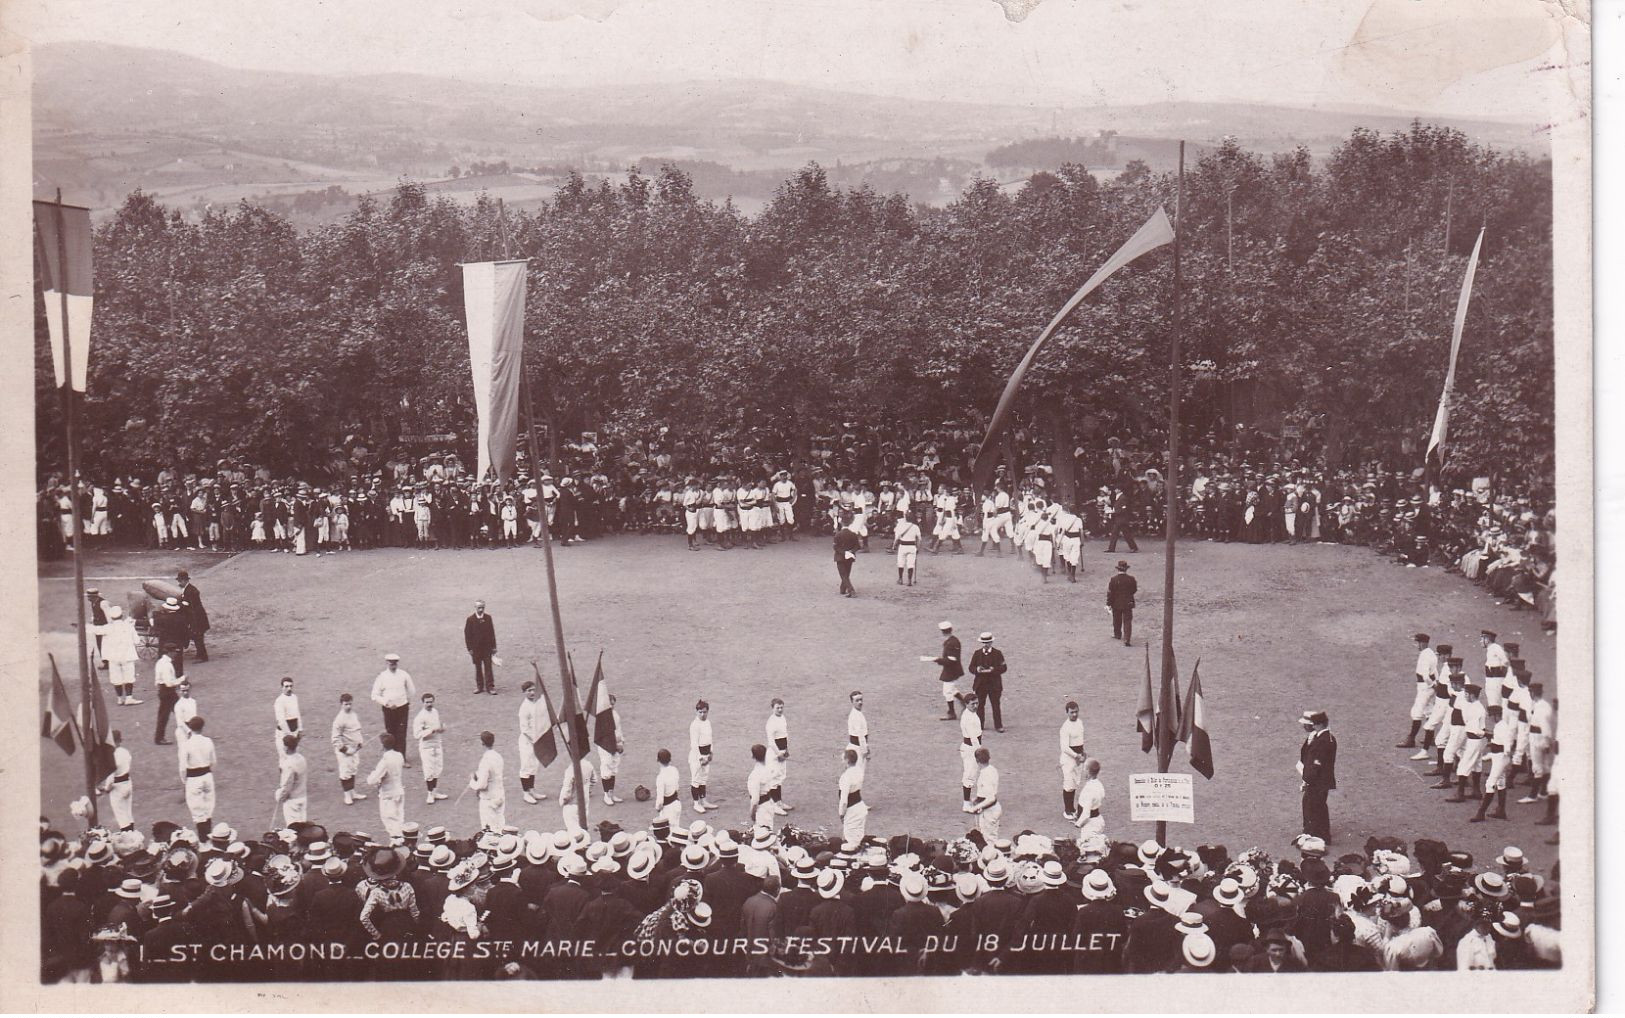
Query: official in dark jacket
176 569 209 661
1298 709 1338 841
833 516 861 597
463 601 498 694
931 621 964 720
967 633 1007 732
1106 560 1137 646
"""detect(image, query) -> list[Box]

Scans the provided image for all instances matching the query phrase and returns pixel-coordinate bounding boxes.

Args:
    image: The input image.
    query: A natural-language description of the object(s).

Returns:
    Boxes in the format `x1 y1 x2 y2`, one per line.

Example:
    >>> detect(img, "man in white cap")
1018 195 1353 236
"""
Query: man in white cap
181 715 217 836
517 681 548 805
890 510 922 587
370 654 416 769
470 730 507 832
689 700 716 813
1446 684 1488 804
764 698 791 814
413 692 448 805
275 733 308 824
89 603 141 706
1399 633 1439 749
331 693 368 805
1032 505 1057 582
96 729 135 831
837 747 867 847
1058 700 1087 820
922 622 964 721
368 733 407 838
1055 502 1084 582
968 747 1001 840
273 676 301 758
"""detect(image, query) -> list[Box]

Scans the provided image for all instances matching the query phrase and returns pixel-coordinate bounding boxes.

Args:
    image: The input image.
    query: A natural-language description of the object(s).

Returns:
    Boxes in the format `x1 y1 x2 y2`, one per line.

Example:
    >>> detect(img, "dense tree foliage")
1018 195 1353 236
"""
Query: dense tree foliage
36 123 1553 485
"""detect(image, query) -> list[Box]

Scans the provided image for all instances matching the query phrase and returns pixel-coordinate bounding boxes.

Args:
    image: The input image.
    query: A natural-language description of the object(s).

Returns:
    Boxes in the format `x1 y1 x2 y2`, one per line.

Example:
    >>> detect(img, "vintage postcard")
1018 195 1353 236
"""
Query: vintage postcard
0 0 1595 1011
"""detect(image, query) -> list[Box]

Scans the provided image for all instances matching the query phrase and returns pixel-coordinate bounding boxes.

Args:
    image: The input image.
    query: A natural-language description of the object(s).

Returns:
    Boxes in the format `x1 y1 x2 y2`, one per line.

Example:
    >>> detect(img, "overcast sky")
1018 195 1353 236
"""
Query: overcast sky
15 0 1581 120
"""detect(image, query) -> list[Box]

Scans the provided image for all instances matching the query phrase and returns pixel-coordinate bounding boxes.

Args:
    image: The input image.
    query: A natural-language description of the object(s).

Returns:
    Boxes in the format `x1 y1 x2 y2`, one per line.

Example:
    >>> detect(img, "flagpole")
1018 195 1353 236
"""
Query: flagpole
500 201 589 835
1156 143 1185 846
52 189 100 826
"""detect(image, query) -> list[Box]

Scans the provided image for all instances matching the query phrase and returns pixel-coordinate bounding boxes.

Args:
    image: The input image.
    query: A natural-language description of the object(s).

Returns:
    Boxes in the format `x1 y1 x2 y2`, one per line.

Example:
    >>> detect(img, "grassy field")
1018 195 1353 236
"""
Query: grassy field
39 533 1561 871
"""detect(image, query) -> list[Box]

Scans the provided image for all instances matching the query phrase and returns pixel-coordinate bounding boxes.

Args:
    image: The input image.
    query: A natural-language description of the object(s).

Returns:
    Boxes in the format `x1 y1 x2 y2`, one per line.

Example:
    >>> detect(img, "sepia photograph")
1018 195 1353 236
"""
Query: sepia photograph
0 0 1598 1010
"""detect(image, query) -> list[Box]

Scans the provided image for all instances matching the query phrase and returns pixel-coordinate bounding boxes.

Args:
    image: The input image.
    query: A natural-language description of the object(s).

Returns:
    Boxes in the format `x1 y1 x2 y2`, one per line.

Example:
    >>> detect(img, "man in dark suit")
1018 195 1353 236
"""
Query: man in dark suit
1105 485 1139 553
1244 928 1307 972
176 569 209 662
463 600 498 694
967 632 1007 732
1298 709 1337 841
1106 560 1137 646
833 513 861 597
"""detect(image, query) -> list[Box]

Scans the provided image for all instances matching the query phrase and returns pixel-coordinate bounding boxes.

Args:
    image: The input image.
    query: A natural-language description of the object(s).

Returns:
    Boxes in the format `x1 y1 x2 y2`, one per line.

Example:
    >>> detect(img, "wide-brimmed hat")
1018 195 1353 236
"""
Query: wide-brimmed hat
362 847 407 881
523 833 552 866
1175 911 1208 937
1213 877 1246 907
204 858 243 888
113 878 144 900
626 847 658 881
817 868 846 900
1496 847 1527 871
304 841 333 864
899 871 929 902
1137 839 1163 867
1040 860 1067 888
447 860 480 892
1475 872 1512 899
557 853 588 878
1081 868 1117 901
1492 912 1524 939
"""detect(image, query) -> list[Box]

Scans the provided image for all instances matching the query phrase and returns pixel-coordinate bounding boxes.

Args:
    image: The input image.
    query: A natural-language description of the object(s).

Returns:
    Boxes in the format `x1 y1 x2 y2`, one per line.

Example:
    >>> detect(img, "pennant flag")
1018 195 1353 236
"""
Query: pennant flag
1179 660 1214 779
82 665 117 781
461 259 528 481
1135 643 1155 753
531 663 559 768
42 655 78 756
973 208 1176 485
586 652 617 747
1155 648 1182 761
33 199 95 392
1424 227 1485 488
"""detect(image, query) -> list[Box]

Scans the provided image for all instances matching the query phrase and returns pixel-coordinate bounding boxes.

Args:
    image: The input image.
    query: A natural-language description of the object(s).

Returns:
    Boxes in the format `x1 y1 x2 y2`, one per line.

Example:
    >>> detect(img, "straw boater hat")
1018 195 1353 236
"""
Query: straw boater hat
1080 869 1117 901
1181 933 1217 968
626 847 658 881
204 858 243 888
816 869 846 900
429 846 457 872
899 871 929 903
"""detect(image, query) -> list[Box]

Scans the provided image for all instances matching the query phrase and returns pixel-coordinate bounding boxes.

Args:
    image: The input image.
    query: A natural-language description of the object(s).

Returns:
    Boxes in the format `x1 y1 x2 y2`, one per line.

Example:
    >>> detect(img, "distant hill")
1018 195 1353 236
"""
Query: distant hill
32 41 1543 221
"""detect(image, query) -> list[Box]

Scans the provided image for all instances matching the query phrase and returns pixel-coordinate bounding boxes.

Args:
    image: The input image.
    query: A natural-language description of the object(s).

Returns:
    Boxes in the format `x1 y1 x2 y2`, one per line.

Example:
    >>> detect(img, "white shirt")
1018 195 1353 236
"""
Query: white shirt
973 764 1000 807
1078 777 1105 817
109 745 132 781
771 480 796 502
561 757 597 803
894 519 921 543
90 619 140 663
174 696 197 733
1060 718 1086 757
274 692 301 733
1484 643 1509 671
154 654 181 689
278 753 308 800
748 763 770 803
838 765 863 810
471 748 504 794
182 733 216 770
413 707 444 744
959 708 982 748
690 717 713 758
371 668 416 709
1489 717 1516 752
518 698 544 742
1461 699 1488 737
369 749 404 795
1415 647 1439 681
654 764 680 804
847 709 868 745
1456 929 1498 970
766 713 789 755
1531 698 1556 737
331 709 364 754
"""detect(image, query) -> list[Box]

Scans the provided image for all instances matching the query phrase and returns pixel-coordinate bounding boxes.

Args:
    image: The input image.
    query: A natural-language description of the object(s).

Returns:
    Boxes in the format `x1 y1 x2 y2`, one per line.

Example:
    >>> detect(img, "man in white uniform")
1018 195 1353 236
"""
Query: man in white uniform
171 679 196 776
1480 630 1509 711
891 512 922 586
1073 758 1106 838
370 654 416 770
652 748 683 827
331 693 368 805
368 733 407 838
597 694 624 806
469 730 507 832
765 699 791 814
98 730 135 831
276 734 309 824
1399 633 1439 749
1056 504 1084 582
747 744 776 829
1471 705 1514 822
1521 682 1556 803
771 471 798 540
978 492 1001 557
968 747 1001 840
683 481 704 550
847 691 869 775
958 693 983 812
181 715 217 836
1446 683 1489 803
90 604 141 706
1415 647 1457 762
1059 700 1087 820
273 677 301 758
689 700 716 813
413 692 448 805
517 682 548 804
837 748 867 849
560 755 598 838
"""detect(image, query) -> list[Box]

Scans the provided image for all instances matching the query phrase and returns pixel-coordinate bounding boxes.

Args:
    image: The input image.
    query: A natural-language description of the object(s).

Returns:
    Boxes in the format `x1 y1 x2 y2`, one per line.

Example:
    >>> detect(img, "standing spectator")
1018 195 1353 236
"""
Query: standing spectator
174 567 209 665
1106 560 1138 647
464 600 498 695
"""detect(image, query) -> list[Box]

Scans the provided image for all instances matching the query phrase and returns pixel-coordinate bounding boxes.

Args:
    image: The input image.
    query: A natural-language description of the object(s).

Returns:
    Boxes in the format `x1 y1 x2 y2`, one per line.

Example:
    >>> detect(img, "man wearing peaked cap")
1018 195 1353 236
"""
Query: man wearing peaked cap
1400 633 1439 748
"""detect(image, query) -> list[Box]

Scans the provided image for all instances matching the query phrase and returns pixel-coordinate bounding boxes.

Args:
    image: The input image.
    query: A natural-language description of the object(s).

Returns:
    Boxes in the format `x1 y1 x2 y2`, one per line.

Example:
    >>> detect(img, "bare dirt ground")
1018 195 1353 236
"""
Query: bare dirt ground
38 532 1562 871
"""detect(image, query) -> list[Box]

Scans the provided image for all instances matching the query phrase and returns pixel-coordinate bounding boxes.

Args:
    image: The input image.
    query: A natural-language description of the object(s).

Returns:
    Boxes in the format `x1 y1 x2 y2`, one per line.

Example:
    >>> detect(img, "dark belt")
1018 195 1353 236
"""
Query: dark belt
998 508 1012 515
1069 746 1085 756
776 498 792 503
774 738 788 751
757 793 772 805
848 735 862 745
1064 530 1082 537
1466 732 1485 740
185 766 212 778
1416 674 1428 684
113 774 131 784
899 540 917 546
1485 666 1507 676
977 799 998 809
287 718 300 731
1531 726 1544 734
1086 808 1100 819
846 791 863 807
1488 742 1505 753
697 744 711 756
962 737 977 746
661 792 678 807
1450 710 1465 725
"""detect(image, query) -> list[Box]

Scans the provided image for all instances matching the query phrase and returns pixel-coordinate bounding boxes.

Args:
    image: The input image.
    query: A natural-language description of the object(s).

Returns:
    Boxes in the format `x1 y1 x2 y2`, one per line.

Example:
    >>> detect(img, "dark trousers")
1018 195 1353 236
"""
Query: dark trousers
472 655 494 693
1302 785 1331 840
1112 606 1134 644
836 558 855 594
155 684 178 741
188 630 208 660
383 705 409 759
974 684 1003 730
1106 520 1138 553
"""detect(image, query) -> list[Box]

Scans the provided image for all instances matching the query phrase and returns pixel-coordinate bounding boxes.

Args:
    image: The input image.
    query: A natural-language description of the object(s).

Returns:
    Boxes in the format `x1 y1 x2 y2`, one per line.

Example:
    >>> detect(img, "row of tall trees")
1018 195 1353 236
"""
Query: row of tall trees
36 122 1554 483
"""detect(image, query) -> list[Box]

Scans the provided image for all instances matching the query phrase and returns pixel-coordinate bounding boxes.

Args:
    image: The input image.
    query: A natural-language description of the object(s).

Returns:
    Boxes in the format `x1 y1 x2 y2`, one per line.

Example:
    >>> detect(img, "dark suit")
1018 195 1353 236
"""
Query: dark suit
1107 571 1138 644
180 581 209 660
967 645 1007 730
1300 728 1338 840
464 612 497 692
1106 491 1139 552
833 527 860 595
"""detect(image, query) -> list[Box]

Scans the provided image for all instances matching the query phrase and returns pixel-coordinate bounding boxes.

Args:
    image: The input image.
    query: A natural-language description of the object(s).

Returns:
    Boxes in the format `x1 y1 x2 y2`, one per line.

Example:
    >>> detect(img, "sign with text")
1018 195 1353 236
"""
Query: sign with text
1129 773 1195 823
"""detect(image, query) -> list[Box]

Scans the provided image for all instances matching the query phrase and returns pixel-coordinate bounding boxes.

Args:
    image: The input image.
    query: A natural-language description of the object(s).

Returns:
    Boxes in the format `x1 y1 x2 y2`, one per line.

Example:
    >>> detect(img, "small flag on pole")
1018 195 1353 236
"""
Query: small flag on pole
42 655 78 756
1179 660 1214 779
33 199 95 392
564 653 590 754
1136 644 1155 753
531 663 559 768
586 652 616 746
1156 649 1182 759
82 665 116 780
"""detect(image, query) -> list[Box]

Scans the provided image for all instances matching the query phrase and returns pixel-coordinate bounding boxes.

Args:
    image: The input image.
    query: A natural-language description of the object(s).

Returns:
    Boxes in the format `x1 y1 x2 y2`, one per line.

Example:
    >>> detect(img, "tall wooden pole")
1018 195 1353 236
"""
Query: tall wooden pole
1156 144 1185 846
497 201 588 832
52 189 99 824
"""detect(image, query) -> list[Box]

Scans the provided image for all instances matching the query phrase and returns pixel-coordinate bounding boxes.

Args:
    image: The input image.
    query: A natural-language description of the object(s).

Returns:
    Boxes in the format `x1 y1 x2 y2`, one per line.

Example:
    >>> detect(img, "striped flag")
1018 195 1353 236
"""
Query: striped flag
1424 227 1485 488
1136 644 1155 753
531 663 559 768
1179 660 1214 779
82 663 116 780
1156 649 1183 761
585 652 616 747
564 653 590 753
33 199 95 392
42 655 78 756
